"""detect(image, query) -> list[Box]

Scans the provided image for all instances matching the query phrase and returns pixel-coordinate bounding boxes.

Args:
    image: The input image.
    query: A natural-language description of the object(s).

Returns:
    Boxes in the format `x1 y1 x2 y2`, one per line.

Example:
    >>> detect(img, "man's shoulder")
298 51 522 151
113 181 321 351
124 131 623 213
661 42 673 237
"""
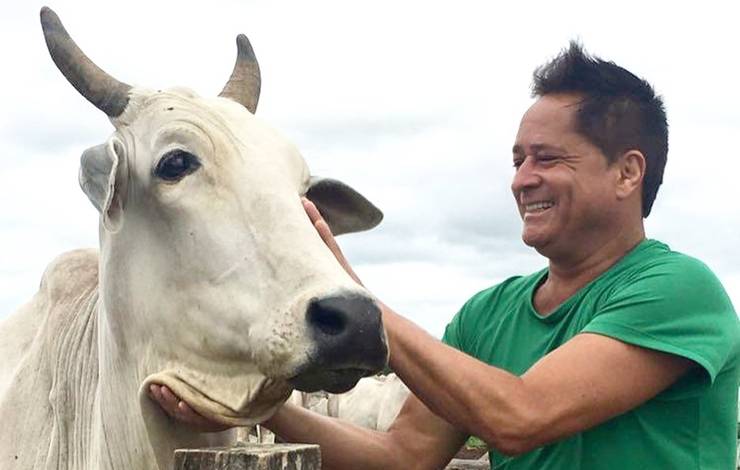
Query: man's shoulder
626 238 702 265
444 269 548 350
616 239 726 289
466 269 547 308
584 239 738 384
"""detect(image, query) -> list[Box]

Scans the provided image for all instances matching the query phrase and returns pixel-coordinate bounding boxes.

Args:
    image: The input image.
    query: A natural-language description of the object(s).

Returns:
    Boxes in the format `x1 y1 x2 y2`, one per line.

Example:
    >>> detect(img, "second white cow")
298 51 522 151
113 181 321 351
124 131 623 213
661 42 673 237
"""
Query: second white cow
289 373 410 432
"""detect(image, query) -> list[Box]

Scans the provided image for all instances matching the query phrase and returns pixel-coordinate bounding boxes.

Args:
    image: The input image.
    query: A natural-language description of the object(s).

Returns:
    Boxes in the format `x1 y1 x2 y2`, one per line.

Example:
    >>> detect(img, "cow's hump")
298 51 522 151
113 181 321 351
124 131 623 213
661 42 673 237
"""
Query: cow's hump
40 248 99 305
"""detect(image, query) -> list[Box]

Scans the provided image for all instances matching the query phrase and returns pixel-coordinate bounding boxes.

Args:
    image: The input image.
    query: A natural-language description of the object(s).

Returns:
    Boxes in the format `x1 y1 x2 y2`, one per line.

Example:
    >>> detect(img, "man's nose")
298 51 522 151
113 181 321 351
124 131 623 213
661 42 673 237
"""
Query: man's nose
511 157 541 194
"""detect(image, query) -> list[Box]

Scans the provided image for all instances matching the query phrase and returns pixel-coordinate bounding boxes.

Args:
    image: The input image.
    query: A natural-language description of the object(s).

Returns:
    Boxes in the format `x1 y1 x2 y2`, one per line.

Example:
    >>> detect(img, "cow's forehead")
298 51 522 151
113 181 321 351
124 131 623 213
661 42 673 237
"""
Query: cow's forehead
118 87 257 143
114 86 309 182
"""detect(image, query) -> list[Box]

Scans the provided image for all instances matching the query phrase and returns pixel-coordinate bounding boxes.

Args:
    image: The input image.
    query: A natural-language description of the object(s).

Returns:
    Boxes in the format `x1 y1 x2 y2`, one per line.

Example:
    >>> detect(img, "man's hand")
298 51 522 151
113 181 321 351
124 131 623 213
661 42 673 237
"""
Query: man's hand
302 197 364 286
147 384 231 433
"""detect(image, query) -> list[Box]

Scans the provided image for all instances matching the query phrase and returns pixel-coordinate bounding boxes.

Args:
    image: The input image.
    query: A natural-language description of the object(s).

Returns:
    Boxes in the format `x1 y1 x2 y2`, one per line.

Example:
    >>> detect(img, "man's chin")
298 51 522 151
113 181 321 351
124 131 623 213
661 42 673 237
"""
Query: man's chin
522 230 558 257
521 231 548 248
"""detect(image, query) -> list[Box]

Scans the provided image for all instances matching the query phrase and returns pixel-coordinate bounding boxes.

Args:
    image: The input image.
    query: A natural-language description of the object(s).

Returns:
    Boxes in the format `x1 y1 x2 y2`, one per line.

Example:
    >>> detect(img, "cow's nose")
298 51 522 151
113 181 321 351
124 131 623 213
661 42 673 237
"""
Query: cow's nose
293 294 388 393
307 294 387 367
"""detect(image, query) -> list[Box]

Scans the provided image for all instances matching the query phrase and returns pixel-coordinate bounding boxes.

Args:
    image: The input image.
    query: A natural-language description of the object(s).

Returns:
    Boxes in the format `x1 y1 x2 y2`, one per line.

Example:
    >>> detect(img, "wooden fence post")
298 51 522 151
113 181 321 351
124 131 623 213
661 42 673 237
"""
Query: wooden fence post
445 458 490 470
173 443 320 470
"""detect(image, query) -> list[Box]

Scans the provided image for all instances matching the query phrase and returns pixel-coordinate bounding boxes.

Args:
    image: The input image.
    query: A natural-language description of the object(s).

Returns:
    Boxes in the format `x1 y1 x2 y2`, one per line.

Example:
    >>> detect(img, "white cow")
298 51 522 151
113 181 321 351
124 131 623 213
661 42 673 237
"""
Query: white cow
0 8 388 470
289 373 410 432
246 373 408 444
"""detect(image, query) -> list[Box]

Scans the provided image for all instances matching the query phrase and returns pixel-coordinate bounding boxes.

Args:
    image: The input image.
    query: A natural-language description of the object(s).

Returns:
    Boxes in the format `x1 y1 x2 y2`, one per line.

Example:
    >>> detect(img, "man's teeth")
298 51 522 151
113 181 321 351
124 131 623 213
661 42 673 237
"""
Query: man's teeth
525 201 554 211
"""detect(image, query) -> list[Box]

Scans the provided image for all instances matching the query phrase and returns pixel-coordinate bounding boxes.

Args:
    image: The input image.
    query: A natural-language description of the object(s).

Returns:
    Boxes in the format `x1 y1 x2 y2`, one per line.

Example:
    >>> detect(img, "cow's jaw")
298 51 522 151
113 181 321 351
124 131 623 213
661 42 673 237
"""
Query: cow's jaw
141 366 292 427
290 367 374 394
94 301 248 470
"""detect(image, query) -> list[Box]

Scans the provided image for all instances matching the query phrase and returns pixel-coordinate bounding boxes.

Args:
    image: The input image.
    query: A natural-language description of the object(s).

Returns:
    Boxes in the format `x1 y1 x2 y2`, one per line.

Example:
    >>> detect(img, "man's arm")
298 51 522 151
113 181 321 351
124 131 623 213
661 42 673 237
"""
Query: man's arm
303 198 695 456
152 199 696 465
264 393 467 470
384 310 694 455
150 382 467 470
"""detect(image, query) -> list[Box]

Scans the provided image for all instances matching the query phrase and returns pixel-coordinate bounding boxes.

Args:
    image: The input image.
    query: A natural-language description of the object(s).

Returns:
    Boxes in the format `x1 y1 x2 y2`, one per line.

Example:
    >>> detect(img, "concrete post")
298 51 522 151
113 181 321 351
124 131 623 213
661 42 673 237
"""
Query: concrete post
173 443 320 470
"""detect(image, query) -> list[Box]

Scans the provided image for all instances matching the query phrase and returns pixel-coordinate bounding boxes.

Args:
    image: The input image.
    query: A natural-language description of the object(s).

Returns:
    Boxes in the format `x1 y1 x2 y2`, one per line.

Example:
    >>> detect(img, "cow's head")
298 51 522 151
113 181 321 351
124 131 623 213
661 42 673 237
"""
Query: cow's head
41 7 387 425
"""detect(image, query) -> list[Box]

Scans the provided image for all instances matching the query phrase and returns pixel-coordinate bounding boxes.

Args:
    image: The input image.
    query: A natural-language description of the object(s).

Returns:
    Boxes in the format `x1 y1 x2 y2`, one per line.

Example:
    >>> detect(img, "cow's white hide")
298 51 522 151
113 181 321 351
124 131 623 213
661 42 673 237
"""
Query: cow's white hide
0 10 386 470
290 373 410 432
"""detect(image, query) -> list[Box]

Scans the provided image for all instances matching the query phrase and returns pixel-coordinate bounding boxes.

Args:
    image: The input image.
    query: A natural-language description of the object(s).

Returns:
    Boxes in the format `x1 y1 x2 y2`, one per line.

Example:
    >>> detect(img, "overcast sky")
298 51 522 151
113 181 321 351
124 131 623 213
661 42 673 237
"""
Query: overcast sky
1 0 738 338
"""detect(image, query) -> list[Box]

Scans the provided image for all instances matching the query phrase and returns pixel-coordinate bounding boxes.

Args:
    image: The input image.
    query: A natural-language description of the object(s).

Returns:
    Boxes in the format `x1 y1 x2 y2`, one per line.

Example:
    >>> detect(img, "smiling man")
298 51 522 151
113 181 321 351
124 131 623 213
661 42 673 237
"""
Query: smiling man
152 42 739 469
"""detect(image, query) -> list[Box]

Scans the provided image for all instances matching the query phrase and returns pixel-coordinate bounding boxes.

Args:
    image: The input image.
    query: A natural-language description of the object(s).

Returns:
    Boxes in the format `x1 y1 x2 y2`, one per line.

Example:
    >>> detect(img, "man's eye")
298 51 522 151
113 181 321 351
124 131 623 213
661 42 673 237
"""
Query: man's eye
538 155 560 164
155 150 201 181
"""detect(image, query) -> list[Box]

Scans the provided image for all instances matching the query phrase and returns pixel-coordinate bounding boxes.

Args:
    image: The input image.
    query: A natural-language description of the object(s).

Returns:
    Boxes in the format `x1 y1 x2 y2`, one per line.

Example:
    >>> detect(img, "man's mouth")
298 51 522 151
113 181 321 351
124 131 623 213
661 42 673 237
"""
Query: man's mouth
524 200 555 214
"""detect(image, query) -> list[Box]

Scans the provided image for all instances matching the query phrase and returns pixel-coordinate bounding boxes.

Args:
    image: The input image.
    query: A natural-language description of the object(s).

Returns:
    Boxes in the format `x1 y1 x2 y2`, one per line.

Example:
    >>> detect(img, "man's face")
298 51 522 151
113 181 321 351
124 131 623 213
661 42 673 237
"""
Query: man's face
511 93 622 260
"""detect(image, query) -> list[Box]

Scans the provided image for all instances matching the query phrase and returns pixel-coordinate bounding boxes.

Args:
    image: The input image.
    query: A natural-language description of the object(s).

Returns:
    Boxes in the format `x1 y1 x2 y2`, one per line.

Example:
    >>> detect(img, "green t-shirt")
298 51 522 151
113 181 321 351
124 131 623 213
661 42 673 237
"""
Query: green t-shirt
443 239 739 469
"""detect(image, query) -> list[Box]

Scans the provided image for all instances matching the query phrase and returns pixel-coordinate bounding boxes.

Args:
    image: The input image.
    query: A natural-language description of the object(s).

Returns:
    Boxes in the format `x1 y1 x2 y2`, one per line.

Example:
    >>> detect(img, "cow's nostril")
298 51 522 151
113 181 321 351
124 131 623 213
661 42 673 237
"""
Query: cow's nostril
307 301 347 336
299 293 387 392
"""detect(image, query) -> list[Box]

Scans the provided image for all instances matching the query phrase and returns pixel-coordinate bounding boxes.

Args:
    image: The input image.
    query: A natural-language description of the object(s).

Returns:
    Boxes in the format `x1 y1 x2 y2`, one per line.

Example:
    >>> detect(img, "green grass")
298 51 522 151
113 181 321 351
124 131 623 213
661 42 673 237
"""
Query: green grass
466 436 487 449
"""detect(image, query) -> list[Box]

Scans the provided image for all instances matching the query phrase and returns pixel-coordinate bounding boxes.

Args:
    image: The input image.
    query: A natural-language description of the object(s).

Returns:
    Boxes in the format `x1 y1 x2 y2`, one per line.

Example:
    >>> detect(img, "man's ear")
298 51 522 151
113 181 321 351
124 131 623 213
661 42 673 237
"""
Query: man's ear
78 136 128 232
305 176 383 235
616 150 646 200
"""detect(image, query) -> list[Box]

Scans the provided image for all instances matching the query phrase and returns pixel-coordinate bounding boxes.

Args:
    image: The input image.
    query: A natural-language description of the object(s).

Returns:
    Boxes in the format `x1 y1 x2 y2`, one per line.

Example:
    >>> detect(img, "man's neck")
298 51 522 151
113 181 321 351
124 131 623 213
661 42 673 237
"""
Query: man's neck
534 226 645 315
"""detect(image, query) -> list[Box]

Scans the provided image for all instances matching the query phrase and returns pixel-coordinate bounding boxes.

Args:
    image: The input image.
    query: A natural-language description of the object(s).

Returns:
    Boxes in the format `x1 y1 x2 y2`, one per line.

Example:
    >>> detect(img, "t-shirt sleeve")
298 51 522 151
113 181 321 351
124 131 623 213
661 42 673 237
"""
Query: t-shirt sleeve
442 302 468 352
442 287 494 354
442 277 528 355
582 255 739 384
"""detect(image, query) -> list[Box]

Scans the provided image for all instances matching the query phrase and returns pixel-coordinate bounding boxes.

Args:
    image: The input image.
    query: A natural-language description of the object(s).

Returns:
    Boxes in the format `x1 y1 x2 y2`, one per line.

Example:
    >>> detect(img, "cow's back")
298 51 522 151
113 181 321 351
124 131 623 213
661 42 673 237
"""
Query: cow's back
0 249 99 397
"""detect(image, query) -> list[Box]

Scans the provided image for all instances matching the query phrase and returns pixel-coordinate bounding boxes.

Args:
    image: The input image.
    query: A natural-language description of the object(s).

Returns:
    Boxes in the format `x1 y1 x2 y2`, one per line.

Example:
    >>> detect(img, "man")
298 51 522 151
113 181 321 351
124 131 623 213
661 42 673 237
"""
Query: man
151 42 739 469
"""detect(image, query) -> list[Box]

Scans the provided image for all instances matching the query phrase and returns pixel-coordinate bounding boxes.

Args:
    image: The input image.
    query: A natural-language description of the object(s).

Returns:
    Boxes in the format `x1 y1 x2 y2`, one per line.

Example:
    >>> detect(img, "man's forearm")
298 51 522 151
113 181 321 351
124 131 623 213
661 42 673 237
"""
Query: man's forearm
381 303 694 456
263 403 406 470
381 304 530 448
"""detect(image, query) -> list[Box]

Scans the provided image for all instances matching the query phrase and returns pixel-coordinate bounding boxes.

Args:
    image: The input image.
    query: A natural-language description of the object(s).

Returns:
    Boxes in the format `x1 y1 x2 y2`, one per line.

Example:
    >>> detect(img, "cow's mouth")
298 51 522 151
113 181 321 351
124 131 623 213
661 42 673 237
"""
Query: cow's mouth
143 372 292 426
150 383 238 427
289 367 372 394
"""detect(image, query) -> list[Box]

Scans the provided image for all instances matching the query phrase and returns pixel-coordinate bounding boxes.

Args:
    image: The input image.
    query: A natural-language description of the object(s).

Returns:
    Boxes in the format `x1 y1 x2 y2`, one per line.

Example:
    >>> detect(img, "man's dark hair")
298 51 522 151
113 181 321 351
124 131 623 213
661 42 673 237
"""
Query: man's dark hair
532 41 668 217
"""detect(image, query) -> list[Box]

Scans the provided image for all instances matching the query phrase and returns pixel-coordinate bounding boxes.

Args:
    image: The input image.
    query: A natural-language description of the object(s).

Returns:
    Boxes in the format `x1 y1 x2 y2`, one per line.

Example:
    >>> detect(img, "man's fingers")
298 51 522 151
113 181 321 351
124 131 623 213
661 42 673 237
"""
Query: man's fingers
302 198 339 249
172 400 230 432
149 384 162 402
317 221 342 252
149 384 179 418
302 198 323 225
301 196 363 286
177 401 208 426
302 198 342 254
148 384 231 432
149 384 189 419
159 384 177 403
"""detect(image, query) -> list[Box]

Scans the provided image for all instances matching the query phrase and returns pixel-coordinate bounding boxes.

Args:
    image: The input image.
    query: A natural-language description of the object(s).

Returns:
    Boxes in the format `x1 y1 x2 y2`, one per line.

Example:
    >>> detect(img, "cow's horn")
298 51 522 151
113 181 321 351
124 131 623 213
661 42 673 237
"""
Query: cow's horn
219 34 261 113
40 7 131 117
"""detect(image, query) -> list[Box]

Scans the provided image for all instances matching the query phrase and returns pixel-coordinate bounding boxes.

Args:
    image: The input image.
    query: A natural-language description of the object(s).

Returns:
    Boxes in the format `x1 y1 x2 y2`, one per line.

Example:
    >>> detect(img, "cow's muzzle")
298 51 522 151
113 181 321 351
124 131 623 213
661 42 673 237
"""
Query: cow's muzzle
290 293 388 393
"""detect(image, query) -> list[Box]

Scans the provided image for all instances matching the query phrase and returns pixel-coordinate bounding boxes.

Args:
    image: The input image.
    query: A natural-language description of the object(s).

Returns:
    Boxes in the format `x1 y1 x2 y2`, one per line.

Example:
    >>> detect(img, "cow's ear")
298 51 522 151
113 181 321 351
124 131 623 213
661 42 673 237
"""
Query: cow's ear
306 177 383 236
78 136 128 232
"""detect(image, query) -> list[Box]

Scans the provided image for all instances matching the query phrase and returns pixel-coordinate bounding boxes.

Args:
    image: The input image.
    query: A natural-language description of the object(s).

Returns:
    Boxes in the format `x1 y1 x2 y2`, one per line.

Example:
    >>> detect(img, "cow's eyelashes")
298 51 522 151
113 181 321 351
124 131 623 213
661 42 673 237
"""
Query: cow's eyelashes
155 149 201 181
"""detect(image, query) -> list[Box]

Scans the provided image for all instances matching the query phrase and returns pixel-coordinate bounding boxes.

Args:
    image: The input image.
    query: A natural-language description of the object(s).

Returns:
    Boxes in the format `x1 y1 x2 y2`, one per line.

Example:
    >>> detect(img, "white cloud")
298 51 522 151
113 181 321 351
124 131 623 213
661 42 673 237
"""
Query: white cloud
1 0 738 334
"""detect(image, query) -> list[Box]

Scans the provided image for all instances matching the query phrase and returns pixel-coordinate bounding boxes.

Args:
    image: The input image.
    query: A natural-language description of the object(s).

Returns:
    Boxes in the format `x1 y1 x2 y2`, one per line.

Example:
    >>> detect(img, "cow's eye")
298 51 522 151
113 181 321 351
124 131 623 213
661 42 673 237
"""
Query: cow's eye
155 149 201 181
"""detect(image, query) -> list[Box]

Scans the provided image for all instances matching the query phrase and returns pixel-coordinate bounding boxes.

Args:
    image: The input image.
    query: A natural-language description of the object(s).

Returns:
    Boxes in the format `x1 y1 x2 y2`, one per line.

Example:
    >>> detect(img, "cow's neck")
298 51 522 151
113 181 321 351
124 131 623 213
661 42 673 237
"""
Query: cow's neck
36 285 208 470
94 296 224 469
93 306 152 469
42 284 102 469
